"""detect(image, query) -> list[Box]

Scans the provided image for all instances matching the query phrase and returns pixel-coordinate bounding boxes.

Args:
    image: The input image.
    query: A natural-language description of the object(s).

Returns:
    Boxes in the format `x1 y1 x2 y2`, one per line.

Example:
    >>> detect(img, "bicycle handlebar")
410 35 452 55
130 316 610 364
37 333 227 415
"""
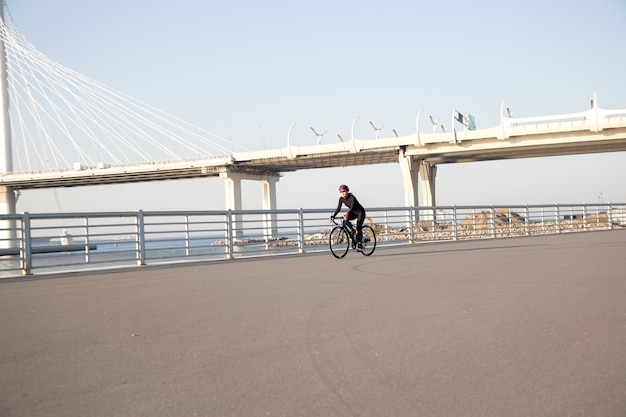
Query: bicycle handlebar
331 217 352 228
331 217 347 226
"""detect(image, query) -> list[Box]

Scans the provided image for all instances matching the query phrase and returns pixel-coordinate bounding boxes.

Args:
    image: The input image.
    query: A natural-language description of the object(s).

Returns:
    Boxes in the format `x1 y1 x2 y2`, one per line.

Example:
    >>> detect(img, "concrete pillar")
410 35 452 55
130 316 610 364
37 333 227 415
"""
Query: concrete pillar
220 169 280 239
399 149 438 222
222 172 243 211
221 171 243 239
399 149 420 227
398 148 419 207
261 176 278 238
419 161 437 221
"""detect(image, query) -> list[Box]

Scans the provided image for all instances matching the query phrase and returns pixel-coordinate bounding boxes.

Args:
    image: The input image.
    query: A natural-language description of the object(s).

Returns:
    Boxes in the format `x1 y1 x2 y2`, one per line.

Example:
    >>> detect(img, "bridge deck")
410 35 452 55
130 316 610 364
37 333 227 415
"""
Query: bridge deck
2 107 625 189
1 230 625 417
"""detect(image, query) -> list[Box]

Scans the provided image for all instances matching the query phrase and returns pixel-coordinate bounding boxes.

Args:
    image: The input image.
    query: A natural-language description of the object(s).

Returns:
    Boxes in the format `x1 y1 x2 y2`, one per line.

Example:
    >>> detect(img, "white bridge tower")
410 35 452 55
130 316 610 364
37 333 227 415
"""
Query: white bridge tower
0 0 17 249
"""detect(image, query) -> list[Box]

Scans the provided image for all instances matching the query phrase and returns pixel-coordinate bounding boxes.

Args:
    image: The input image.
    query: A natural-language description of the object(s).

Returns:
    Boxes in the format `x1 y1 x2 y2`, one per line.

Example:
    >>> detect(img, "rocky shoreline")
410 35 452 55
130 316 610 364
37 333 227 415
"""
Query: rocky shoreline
211 208 618 248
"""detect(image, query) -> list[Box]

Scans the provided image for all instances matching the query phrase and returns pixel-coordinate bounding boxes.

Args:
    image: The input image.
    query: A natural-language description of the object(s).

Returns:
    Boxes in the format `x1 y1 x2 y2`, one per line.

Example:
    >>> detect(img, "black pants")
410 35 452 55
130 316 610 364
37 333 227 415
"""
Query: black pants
347 210 366 243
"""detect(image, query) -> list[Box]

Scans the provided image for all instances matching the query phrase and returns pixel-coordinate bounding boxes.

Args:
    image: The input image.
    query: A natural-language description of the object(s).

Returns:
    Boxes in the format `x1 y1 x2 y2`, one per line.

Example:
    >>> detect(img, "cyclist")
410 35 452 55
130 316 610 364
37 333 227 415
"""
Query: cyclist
331 184 366 250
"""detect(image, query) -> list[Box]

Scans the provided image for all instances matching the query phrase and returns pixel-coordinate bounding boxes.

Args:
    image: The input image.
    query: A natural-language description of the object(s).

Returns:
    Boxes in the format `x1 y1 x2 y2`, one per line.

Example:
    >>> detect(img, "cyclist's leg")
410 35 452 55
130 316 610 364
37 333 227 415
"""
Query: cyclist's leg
355 211 365 244
360 225 376 256
344 216 357 248
344 217 355 234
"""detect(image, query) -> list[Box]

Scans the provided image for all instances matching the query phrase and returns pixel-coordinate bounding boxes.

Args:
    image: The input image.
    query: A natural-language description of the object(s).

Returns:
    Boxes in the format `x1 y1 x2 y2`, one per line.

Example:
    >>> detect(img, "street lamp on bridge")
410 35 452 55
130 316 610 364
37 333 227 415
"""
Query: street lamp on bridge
369 120 383 139
310 127 327 145
429 115 439 133
287 122 297 158
351 116 360 153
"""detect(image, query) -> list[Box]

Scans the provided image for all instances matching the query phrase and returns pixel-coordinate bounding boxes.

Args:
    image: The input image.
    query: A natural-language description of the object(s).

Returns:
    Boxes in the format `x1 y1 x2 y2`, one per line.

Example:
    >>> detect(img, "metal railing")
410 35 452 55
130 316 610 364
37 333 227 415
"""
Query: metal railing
0 203 624 278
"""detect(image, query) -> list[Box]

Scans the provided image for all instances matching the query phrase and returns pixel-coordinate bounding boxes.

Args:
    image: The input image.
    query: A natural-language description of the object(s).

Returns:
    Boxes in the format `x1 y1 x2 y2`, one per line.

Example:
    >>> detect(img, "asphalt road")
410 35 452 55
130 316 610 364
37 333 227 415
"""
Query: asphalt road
1 230 625 417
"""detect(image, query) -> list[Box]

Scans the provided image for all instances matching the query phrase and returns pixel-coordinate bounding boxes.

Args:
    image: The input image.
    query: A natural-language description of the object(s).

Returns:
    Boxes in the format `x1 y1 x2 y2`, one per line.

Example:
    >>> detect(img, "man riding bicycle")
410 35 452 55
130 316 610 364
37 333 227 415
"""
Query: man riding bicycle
331 184 366 251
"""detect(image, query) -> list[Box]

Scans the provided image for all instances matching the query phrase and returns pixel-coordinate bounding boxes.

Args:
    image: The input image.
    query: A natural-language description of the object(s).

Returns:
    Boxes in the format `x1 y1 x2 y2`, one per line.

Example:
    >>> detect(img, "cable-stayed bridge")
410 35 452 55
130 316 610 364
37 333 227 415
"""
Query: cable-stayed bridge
0 1 625 215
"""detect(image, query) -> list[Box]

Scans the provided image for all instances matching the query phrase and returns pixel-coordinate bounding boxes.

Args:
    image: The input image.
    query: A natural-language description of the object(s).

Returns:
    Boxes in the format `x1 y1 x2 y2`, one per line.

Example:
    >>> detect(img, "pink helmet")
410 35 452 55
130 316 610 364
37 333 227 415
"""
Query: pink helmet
338 184 349 192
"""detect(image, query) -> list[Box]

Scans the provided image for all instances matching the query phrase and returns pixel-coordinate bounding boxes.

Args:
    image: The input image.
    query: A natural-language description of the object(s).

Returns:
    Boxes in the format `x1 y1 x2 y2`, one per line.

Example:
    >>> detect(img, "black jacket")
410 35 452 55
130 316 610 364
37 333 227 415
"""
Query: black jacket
333 193 365 217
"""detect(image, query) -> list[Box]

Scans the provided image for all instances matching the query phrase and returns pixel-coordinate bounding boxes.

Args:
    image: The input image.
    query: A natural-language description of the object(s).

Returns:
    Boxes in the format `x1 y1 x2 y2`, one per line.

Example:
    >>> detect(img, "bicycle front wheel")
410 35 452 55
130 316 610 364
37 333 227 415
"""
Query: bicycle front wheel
360 225 376 256
329 226 350 259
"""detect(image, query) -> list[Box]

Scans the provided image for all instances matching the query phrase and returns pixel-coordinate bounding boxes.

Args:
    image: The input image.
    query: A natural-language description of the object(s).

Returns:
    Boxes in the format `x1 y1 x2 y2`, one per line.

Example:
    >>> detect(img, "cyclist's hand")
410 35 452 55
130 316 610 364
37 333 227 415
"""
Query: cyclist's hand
330 215 335 221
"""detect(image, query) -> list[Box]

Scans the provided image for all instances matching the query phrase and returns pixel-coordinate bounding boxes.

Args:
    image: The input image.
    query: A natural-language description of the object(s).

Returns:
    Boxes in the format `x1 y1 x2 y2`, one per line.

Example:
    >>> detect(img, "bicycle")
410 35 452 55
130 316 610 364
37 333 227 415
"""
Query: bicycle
329 217 376 258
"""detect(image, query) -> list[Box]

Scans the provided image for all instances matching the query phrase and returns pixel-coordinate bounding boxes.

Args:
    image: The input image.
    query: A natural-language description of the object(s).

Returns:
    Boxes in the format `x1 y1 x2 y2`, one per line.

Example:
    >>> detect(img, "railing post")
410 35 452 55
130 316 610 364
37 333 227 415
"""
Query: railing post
83 217 91 263
21 212 32 276
431 211 436 240
452 205 458 240
490 205 496 238
472 208 477 238
384 210 389 242
555 204 561 233
297 208 305 253
507 207 513 236
136 210 146 265
409 207 415 244
184 215 190 256
226 210 234 259
583 204 589 231
524 204 530 236
608 203 614 229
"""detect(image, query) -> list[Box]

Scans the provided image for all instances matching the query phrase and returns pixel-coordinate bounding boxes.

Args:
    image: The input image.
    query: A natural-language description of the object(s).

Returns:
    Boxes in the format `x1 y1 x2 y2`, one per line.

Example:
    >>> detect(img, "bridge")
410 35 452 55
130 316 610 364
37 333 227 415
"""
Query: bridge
0 1 626 218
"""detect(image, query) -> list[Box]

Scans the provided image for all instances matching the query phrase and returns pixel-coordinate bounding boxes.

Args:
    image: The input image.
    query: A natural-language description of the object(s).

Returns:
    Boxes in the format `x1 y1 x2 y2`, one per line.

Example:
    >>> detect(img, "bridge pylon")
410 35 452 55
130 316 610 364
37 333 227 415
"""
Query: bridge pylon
0 0 17 249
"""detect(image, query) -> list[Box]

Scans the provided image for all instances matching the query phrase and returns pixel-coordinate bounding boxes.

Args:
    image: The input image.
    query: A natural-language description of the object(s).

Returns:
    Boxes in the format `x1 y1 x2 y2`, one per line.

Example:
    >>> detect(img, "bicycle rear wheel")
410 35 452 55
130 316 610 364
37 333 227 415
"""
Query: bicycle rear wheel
329 226 350 259
360 225 376 256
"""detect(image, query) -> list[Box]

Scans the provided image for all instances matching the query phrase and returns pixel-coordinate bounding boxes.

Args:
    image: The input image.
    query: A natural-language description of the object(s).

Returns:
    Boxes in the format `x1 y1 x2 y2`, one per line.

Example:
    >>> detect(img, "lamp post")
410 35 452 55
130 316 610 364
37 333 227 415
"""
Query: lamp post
287 122 297 158
351 116 360 140
429 115 438 133
368 120 383 139
310 127 327 145
351 116 360 153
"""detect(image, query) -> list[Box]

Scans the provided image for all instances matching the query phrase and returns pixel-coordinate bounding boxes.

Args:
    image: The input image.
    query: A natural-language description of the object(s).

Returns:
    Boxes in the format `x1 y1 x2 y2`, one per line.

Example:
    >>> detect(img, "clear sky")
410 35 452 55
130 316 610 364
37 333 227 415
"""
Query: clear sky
7 0 626 213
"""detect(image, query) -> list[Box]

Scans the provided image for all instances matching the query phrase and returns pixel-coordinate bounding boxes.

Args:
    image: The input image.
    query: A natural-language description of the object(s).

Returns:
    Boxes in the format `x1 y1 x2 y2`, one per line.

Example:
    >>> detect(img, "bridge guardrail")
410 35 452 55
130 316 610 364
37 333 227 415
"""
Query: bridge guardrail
0 203 623 278
500 107 626 137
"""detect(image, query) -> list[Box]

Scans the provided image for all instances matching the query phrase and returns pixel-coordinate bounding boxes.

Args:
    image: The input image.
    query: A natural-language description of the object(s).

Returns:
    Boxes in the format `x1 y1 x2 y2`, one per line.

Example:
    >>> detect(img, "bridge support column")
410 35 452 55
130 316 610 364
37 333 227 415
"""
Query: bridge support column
399 149 437 222
399 149 419 207
261 176 278 238
220 169 280 239
419 161 437 221
221 171 244 239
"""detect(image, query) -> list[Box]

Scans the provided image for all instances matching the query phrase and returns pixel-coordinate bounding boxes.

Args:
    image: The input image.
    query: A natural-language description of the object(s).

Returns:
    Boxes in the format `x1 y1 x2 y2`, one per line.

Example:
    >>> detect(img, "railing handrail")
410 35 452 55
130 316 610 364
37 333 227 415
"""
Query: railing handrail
0 202 623 278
